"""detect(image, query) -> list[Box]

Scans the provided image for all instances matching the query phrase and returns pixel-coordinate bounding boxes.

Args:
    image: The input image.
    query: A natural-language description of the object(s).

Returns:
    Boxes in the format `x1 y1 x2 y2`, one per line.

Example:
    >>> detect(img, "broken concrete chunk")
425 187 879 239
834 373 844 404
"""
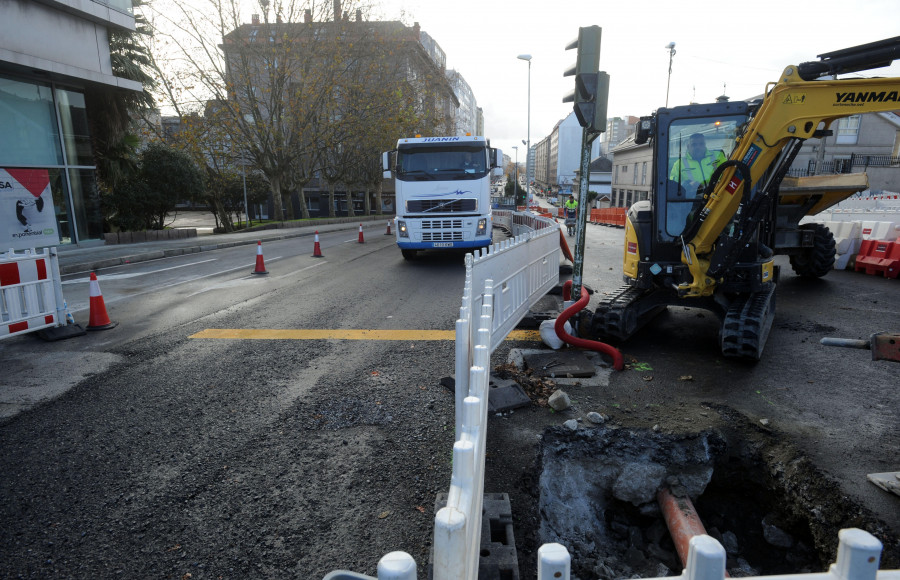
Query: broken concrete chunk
762 514 794 548
612 462 667 505
586 411 605 424
548 389 571 411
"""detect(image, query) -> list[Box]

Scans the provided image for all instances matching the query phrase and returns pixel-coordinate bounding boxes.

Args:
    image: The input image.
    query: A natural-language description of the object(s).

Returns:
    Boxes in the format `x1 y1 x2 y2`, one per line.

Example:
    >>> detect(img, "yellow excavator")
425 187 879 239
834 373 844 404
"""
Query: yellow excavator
584 36 900 360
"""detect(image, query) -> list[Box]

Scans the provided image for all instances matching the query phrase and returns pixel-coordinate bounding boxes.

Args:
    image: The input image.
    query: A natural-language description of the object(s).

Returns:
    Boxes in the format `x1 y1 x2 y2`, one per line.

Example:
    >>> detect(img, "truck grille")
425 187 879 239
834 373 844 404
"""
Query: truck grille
421 219 463 229
407 199 477 213
423 231 464 241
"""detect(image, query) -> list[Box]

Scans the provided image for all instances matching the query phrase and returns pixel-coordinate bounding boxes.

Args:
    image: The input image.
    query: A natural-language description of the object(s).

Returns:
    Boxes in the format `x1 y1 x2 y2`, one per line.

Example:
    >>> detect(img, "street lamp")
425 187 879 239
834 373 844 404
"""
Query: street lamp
517 54 532 204
665 42 676 107
511 145 519 203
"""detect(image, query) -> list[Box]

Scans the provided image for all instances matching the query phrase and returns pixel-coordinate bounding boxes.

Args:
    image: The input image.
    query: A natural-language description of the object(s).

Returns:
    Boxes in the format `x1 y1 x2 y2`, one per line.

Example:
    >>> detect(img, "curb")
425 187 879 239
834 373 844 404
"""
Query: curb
58 222 377 275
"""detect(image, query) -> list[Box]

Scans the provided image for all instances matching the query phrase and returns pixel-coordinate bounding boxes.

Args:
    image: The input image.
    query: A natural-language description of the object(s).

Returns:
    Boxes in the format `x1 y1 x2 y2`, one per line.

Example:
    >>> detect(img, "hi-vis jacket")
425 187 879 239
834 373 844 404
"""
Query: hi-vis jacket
669 150 727 189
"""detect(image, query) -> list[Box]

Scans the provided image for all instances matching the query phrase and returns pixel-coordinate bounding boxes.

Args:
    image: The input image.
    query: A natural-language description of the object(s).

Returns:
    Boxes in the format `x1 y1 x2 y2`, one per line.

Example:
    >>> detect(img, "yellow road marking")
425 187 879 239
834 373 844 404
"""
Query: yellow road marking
189 328 542 341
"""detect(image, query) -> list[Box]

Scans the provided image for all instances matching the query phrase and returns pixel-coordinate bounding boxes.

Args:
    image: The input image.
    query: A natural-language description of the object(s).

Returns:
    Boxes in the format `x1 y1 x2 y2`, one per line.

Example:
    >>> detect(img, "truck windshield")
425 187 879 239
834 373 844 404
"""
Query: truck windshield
664 114 746 237
396 146 487 181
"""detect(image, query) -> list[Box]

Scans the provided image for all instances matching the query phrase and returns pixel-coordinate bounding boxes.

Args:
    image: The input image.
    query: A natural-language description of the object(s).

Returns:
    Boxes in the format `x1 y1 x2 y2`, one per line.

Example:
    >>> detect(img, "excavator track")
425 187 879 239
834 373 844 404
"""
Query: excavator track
591 285 666 341
719 283 776 360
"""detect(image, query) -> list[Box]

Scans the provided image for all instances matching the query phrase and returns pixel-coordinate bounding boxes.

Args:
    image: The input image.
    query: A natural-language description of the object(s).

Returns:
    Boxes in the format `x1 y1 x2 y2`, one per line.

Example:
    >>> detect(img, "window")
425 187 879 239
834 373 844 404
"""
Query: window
0 77 63 166
835 115 860 145
633 163 638 184
641 161 647 185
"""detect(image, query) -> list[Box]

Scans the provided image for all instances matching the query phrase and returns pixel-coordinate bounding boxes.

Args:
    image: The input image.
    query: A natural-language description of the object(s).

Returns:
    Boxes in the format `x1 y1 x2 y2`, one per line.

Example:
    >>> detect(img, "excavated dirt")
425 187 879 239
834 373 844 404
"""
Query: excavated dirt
483 366 900 580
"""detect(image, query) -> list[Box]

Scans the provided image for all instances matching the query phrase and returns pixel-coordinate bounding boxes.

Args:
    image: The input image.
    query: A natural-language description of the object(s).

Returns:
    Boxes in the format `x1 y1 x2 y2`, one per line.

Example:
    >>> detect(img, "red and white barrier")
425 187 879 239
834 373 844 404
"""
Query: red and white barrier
0 248 65 340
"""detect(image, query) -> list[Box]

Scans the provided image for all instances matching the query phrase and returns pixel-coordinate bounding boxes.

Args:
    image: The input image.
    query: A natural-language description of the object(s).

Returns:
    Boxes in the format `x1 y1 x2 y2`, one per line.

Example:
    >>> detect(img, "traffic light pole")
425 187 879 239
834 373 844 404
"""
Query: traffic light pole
571 127 595 301
563 24 608 301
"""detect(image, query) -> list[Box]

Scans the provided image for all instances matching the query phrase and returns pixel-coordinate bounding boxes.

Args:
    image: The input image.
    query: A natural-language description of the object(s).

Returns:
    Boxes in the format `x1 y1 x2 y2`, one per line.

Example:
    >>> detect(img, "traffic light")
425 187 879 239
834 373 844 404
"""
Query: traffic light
563 26 610 134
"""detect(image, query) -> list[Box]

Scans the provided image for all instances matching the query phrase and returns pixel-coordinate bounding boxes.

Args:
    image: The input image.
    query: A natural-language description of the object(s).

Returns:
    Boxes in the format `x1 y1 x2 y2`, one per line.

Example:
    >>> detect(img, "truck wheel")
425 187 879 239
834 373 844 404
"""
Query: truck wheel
789 223 835 278
401 249 417 261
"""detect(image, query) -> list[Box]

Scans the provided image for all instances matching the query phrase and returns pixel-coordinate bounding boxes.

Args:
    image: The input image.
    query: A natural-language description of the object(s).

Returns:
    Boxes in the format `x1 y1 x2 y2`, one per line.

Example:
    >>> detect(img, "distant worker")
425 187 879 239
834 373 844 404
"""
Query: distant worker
669 133 726 195
564 196 578 211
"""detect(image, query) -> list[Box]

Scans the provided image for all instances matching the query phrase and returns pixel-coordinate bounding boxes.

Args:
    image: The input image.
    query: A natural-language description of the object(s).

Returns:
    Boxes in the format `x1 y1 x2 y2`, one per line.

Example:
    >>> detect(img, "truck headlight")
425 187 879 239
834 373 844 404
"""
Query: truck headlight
476 218 487 235
398 220 409 238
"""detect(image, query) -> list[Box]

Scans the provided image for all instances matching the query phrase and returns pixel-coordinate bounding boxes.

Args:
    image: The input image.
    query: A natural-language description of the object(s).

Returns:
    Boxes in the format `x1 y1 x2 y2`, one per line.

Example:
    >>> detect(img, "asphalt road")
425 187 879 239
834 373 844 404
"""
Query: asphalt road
0 213 897 578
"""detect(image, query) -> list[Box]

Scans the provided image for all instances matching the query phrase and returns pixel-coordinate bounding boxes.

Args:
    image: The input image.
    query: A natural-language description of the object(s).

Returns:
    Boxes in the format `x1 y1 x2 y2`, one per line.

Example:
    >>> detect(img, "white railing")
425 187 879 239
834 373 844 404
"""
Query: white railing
438 212 559 580
435 279 494 580
537 529 899 580
1 247 66 340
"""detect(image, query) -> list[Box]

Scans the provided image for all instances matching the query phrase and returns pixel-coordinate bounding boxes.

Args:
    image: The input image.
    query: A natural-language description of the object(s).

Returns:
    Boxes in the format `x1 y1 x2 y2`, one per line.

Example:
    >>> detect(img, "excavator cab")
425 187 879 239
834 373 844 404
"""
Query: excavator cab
622 101 761 294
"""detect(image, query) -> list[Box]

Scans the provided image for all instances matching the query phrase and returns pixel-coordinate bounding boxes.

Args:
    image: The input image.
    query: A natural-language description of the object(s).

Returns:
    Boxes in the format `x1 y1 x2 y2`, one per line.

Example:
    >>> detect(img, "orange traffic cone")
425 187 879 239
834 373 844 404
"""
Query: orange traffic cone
384 220 392 235
358 223 365 243
252 240 268 275
86 272 117 330
312 231 323 257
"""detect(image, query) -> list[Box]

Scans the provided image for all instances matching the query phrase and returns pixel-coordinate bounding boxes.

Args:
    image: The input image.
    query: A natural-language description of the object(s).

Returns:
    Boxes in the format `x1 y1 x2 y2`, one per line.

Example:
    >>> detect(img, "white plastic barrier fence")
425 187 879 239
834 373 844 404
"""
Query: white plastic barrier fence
0 247 66 340
537 529 899 580
860 220 900 241
435 281 494 580
438 212 559 580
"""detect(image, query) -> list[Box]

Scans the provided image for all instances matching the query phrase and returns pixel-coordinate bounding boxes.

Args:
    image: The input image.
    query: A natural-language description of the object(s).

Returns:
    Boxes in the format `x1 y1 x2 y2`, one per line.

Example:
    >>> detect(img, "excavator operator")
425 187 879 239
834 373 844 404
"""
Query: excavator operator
669 133 726 196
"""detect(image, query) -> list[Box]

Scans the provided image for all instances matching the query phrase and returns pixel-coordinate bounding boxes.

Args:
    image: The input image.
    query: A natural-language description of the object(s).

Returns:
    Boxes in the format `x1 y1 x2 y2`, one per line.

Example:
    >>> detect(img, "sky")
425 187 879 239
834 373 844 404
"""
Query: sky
366 0 900 158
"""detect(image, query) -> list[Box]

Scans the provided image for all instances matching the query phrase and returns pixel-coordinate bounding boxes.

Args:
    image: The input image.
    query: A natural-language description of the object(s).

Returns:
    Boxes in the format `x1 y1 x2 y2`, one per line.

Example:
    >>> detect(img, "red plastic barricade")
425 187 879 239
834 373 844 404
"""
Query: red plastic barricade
854 237 900 278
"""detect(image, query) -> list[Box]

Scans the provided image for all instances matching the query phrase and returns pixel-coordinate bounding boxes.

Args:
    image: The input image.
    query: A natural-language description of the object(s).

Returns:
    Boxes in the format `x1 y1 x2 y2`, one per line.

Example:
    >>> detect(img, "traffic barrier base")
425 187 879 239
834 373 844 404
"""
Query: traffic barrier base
854 237 900 278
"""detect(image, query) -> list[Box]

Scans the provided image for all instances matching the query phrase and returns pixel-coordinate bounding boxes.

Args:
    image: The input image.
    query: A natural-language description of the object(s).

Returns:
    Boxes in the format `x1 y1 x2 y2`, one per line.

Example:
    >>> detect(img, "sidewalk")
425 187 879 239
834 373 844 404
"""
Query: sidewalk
55 215 390 275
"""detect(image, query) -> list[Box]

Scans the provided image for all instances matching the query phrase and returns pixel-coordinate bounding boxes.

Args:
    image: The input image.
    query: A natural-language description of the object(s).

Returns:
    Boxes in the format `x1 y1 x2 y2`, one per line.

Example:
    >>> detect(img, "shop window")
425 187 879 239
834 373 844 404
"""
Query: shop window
68 169 103 241
56 89 94 167
0 77 63 166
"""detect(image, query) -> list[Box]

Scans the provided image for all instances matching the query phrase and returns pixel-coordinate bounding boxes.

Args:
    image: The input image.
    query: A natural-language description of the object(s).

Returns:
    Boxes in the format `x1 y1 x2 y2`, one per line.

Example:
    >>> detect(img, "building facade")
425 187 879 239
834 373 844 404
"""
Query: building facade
220 5 460 218
446 69 477 136
573 156 613 206
610 136 652 208
788 112 900 193
532 112 604 197
1 0 142 244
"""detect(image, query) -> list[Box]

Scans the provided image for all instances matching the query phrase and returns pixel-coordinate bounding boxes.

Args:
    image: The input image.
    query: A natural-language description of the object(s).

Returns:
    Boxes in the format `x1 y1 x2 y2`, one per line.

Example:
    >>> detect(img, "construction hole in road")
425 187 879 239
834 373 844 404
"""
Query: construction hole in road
518 405 899 580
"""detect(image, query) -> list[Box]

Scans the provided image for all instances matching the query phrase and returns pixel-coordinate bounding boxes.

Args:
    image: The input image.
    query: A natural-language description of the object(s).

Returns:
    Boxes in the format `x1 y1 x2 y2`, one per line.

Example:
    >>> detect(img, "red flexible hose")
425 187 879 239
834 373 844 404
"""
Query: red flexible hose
554 280 625 371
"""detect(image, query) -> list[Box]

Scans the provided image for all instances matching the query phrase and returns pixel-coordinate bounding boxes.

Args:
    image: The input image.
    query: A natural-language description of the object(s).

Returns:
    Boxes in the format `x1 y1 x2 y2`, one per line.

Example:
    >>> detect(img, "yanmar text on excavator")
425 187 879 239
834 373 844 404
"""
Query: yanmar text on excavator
583 36 900 360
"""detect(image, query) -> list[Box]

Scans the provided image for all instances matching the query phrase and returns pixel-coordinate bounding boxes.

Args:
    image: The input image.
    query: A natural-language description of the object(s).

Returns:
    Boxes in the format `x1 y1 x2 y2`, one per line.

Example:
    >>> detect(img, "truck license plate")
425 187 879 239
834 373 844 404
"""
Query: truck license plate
432 242 453 248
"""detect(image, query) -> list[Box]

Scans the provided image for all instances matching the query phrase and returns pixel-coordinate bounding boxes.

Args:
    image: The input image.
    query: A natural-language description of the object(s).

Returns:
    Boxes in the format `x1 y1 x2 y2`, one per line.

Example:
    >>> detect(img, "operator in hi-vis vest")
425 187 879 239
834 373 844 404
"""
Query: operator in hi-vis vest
669 133 726 195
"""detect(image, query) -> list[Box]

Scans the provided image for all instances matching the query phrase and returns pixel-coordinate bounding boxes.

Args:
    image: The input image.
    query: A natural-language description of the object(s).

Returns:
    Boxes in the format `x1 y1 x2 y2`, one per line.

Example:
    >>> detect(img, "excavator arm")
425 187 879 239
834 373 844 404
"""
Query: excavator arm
679 36 900 297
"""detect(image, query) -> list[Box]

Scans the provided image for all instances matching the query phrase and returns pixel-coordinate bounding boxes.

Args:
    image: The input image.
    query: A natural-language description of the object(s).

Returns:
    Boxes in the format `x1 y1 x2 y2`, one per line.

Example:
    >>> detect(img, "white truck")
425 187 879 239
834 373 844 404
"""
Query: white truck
382 135 503 260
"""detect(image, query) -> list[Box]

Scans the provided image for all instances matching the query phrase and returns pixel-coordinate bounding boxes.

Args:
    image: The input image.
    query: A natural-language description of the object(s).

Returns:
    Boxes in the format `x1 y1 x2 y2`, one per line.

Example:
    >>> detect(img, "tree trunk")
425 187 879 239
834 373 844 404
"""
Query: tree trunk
298 189 310 219
375 181 384 215
328 184 336 217
269 174 284 221
347 187 356 218
364 186 371 215
282 188 294 220
214 199 233 232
